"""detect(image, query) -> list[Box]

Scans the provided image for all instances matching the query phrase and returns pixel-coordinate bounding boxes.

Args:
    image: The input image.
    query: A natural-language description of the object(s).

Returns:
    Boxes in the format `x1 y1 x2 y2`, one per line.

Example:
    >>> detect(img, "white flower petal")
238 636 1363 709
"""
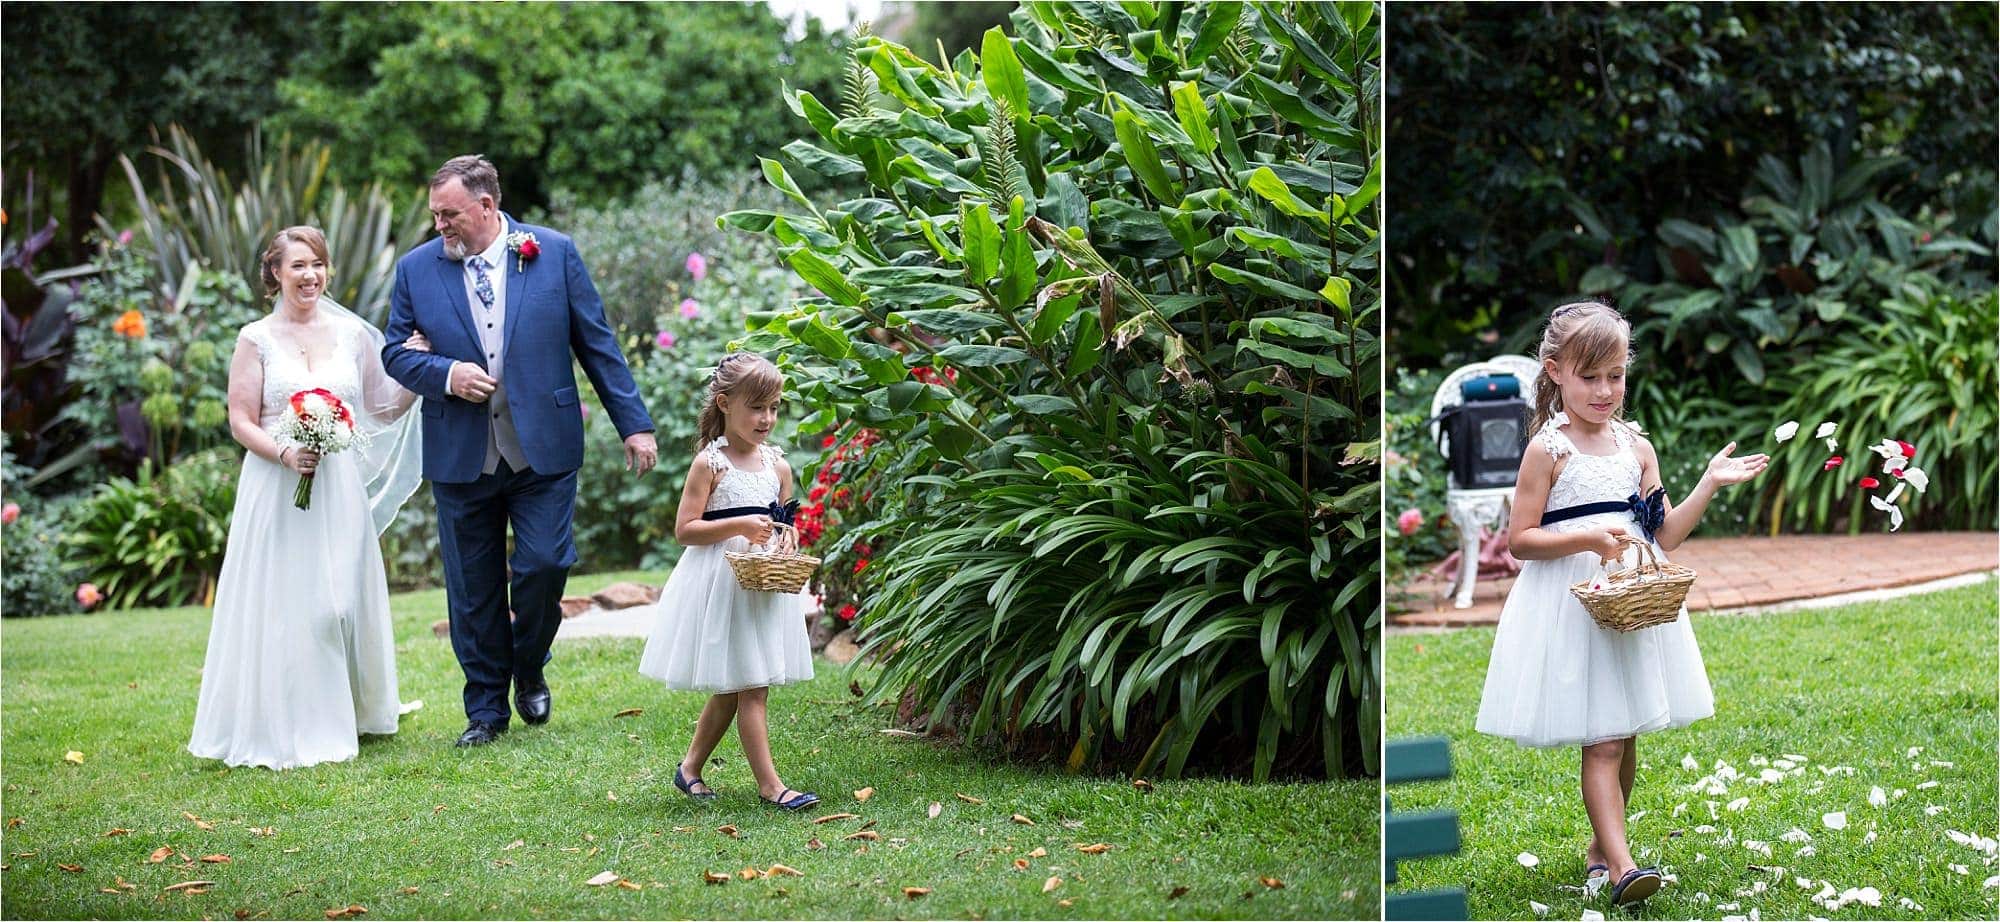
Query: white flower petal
1781 827 1813 843
1882 453 1908 474
1871 438 1903 461
1727 797 1751 812
1674 802 1689 817
1517 851 1540 868
1682 753 1701 771
1823 436 1838 453
1869 786 1887 806
1757 768 1785 784
1815 422 1837 439
1821 811 1848 830
1863 830 1878 843
1695 824 1717 834
1794 844 1816 857
1926 804 1947 816
1581 910 1605 922
1529 900 1549 916
1983 874 2000 889
1904 467 1929 493
1917 780 1939 790
1773 759 1796 770
1774 421 1800 442
1950 863 1971 875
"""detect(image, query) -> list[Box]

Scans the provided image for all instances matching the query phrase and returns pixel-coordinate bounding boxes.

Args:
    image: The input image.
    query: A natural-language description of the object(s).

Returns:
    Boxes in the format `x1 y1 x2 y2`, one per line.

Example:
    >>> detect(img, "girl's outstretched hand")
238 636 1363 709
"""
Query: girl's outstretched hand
1706 441 1770 486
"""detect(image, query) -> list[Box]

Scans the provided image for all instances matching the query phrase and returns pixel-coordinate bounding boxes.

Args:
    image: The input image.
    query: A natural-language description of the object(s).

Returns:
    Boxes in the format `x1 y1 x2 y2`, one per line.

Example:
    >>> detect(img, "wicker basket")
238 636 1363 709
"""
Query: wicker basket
1569 536 1695 632
725 522 820 593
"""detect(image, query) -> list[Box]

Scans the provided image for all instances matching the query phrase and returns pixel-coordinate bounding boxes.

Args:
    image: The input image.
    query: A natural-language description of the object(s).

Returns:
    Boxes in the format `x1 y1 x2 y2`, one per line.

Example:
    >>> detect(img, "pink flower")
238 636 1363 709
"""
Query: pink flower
655 330 676 349
679 298 699 319
580 402 591 420
1397 508 1424 536
685 251 708 281
75 583 102 609
0 503 17 525
117 229 133 246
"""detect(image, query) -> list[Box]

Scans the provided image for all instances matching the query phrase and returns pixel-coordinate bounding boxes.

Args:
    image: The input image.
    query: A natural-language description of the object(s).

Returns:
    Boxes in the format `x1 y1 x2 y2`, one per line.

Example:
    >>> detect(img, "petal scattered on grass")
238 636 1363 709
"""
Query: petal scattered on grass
586 871 620 887
1868 786 1887 806
1727 797 1750 812
1821 811 1848 830
1517 851 1539 868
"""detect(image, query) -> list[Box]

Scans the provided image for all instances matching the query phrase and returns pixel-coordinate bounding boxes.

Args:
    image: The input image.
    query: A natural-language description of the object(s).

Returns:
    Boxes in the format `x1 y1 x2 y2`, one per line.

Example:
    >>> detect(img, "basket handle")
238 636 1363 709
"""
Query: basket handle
1596 533 1648 574
756 521 799 556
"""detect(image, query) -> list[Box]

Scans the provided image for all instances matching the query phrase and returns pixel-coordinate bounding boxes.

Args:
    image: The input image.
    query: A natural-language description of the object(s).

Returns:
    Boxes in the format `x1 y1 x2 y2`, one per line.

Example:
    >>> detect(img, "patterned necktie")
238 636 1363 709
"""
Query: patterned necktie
468 256 495 311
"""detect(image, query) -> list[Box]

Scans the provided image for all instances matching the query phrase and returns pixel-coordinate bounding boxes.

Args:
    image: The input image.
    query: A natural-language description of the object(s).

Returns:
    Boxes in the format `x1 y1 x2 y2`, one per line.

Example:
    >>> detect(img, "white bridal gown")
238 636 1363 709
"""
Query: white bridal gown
188 311 419 770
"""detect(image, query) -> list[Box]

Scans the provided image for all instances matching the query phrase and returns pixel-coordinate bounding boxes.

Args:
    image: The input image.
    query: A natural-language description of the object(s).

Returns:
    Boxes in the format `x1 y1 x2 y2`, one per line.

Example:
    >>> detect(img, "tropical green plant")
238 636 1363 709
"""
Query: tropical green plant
723 0 1377 779
1382 367 1456 599
68 447 237 610
1608 142 1994 386
107 124 430 325
1761 277 1997 534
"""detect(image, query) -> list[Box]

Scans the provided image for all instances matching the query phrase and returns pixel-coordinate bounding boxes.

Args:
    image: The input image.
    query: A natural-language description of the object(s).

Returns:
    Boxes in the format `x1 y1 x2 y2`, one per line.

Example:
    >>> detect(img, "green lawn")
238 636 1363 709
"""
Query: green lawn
1386 580 1999 921
0 570 1375 920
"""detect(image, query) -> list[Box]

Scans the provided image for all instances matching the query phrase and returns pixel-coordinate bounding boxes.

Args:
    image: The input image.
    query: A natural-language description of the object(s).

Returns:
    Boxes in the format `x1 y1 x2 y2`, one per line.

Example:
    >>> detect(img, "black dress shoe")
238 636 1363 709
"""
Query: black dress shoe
516 681 551 725
455 720 507 747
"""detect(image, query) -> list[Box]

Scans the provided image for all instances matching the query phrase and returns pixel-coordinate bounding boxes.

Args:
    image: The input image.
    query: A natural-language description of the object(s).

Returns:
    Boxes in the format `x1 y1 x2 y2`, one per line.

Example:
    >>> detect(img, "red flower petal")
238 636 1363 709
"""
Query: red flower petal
1891 468 1904 478
1822 456 1843 471
1896 439 1915 458
1858 477 1880 489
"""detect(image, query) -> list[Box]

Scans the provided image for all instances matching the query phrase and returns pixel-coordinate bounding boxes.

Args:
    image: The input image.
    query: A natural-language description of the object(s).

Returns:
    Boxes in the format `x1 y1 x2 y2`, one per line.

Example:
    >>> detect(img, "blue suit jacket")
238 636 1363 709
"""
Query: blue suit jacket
382 218 654 484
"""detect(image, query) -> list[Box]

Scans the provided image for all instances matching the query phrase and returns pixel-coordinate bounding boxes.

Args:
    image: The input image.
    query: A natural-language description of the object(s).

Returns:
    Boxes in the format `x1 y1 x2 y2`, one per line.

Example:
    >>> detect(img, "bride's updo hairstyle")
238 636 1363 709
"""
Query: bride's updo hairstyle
259 225 333 299
695 352 784 450
1528 299 1633 434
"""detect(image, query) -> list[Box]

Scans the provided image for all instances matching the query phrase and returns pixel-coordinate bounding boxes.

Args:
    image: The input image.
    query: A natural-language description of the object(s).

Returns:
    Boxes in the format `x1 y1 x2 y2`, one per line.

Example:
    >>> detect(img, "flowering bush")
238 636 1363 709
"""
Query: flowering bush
0 483 86 618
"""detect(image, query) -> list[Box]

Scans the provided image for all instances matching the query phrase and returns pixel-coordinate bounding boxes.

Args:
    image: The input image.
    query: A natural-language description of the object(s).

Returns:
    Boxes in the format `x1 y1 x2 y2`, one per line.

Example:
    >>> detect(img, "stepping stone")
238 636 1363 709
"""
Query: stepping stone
591 582 659 609
559 596 595 618
823 629 860 665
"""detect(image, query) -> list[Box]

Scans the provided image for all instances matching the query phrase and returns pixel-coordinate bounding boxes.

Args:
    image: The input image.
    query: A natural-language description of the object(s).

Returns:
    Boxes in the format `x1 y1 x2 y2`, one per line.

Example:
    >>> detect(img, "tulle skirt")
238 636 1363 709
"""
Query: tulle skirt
188 452 403 769
1475 541 1713 748
637 536 814 693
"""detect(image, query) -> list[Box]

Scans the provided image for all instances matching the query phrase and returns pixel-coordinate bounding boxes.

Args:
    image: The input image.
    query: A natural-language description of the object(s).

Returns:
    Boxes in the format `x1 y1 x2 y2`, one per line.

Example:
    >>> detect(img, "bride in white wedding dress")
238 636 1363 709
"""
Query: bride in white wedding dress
188 226 428 770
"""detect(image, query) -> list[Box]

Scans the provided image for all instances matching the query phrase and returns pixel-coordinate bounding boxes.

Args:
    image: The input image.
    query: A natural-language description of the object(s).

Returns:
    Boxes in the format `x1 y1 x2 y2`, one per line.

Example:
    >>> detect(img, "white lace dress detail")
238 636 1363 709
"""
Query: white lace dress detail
1474 414 1712 748
638 439 813 692
188 315 406 770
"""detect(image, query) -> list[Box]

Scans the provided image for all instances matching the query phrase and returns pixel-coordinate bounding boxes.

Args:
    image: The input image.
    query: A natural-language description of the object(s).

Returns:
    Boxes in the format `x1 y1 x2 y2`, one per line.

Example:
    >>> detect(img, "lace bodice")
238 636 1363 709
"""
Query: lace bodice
239 313 413 445
702 439 785 512
1537 414 1644 534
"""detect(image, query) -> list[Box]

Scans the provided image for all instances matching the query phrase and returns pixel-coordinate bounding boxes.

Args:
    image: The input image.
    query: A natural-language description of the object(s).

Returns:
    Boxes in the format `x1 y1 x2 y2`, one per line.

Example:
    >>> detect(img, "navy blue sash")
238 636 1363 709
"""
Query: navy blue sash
701 500 798 525
1540 487 1666 543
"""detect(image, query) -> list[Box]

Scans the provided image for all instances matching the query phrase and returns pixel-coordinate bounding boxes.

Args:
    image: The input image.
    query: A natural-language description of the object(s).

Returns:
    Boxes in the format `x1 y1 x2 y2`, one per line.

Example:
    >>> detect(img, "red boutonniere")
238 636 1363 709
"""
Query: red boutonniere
505 230 540 272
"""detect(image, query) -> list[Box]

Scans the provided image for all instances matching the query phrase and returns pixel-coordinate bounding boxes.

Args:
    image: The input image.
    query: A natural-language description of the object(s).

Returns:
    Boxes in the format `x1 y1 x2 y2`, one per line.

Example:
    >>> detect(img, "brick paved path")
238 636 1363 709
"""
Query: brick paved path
1392 531 1998 628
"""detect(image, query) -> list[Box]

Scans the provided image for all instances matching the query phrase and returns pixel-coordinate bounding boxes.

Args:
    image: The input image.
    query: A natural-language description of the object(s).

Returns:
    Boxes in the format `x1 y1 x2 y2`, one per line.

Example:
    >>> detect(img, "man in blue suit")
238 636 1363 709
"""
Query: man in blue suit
384 155 657 747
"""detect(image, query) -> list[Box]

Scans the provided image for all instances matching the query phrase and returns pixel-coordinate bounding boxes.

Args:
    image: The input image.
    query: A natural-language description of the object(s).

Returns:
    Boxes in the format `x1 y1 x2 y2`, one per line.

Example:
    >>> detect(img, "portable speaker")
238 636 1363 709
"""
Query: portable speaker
1434 398 1529 490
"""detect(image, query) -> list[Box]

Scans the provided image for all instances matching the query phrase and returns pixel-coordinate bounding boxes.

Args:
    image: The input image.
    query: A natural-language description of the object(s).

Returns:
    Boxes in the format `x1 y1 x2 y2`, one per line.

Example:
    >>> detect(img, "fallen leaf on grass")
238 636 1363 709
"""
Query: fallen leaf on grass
702 870 729 885
1259 876 1285 889
844 830 881 841
903 887 931 899
616 879 642 891
101 827 132 837
765 864 804 877
853 787 875 802
1043 875 1063 893
4 818 19 828
200 854 232 864
399 887 419 895
58 863 84 872
64 751 84 765
1076 843 1111 854
849 680 864 697
1132 779 1155 793
1168 886 1190 899
322 905 366 919
1013 858 1030 871
148 846 174 863
1059 898 1073 907
247 826 275 838
503 839 524 851
716 825 742 838
1029 847 1048 858
183 812 216 831
737 866 760 880
927 802 942 819
1011 814 1035 826
672 825 698 833
586 871 621 886
806 837 824 850
606 791 618 803
164 881 215 893
613 708 644 718
811 813 859 824
955 793 984 805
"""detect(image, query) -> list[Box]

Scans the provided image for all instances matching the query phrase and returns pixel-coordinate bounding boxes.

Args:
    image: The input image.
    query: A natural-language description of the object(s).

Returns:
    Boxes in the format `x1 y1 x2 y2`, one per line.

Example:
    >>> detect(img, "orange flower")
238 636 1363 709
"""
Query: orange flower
112 310 147 338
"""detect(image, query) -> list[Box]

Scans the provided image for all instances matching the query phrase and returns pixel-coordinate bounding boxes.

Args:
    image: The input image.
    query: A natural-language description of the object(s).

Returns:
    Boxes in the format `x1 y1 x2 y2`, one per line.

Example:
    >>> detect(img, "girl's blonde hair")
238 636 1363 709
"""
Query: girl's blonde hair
1527 299 1633 434
695 352 783 450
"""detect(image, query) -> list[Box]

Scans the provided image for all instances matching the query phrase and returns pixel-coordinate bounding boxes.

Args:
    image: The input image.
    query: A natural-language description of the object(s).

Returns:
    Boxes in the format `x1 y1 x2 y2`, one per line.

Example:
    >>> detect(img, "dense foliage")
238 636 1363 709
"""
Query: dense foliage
725 0 1376 779
0 3 301 261
1386 2 1996 360
273 2 849 210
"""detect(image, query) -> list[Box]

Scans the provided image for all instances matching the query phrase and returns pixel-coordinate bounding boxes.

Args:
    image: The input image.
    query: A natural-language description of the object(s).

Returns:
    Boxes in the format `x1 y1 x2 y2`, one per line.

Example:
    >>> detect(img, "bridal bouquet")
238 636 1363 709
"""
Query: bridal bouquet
277 388 366 510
